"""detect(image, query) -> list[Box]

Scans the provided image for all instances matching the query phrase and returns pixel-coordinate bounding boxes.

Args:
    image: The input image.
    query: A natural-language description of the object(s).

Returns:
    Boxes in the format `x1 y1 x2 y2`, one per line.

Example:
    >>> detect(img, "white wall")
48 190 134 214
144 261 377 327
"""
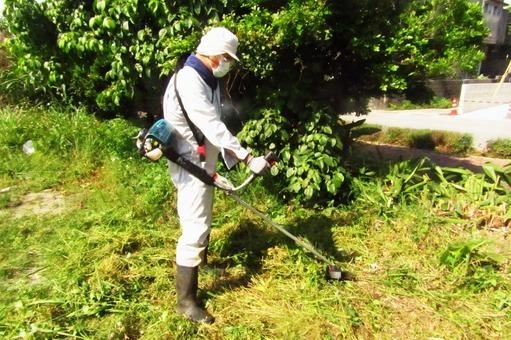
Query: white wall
459 82 511 113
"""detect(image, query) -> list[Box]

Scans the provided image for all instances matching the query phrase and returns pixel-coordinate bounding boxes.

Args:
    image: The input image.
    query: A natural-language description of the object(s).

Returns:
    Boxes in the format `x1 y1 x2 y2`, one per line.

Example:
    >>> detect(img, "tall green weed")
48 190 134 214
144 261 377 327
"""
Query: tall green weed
0 105 140 191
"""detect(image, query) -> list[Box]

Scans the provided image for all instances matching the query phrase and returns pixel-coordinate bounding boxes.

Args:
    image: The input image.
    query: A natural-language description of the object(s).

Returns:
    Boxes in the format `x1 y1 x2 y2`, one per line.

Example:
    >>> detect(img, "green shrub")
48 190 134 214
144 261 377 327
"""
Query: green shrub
429 96 452 108
408 130 436 150
356 126 474 156
486 139 511 158
239 105 348 203
388 99 416 110
447 133 473 155
381 127 409 145
388 96 452 110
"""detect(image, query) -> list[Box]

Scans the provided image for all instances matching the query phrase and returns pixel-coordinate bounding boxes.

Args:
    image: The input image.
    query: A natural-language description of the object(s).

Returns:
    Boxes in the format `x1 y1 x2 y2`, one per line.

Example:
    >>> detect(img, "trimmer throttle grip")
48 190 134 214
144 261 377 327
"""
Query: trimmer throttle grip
264 152 278 166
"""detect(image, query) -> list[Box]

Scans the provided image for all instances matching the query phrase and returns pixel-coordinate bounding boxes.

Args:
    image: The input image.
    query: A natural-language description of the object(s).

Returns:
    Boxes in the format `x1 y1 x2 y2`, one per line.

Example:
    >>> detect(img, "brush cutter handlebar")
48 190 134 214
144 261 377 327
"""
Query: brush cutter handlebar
224 152 278 192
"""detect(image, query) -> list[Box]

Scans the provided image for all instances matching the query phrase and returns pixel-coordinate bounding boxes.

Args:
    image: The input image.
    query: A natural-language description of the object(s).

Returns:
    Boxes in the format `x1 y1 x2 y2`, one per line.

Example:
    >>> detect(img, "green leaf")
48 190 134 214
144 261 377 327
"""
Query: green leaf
332 172 344 188
304 186 314 198
96 0 106 12
194 2 202 15
103 17 116 30
286 168 295 177
482 164 498 184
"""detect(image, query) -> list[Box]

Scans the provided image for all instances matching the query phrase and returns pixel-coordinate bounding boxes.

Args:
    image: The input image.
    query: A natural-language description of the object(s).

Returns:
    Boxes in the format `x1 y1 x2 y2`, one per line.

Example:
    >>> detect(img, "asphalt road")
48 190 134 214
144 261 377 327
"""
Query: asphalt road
340 106 511 150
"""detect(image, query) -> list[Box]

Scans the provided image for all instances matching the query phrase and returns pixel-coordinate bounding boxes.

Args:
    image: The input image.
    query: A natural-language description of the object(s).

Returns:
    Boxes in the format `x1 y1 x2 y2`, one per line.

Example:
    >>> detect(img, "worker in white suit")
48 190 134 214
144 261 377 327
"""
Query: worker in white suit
162 27 269 324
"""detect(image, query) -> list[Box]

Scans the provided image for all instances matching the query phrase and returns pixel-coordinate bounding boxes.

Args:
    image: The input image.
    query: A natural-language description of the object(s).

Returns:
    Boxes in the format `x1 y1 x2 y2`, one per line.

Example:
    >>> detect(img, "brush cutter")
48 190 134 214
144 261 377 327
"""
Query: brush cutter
223 152 345 281
135 121 345 280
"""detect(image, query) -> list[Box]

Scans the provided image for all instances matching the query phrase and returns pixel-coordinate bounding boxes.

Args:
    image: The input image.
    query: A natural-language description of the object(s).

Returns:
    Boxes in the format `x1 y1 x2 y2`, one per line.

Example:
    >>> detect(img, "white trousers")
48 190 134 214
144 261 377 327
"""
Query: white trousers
168 161 214 267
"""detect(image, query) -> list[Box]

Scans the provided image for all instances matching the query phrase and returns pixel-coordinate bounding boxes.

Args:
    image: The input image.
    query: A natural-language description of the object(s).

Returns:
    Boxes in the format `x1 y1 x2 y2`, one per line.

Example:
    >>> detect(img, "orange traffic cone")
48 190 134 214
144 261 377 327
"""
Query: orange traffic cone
449 97 458 116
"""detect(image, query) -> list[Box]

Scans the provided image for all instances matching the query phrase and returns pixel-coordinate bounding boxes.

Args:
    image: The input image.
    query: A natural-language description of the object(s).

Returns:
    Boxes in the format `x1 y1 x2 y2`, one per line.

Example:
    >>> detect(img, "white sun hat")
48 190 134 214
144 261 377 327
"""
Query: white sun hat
196 27 239 61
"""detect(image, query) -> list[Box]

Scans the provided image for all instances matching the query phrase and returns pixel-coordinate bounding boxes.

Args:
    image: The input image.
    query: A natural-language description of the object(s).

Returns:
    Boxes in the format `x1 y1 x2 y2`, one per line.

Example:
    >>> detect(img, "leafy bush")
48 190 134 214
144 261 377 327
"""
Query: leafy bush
408 130 436 150
239 105 348 203
2 0 216 114
388 96 452 110
429 130 473 155
447 134 473 155
2 0 487 119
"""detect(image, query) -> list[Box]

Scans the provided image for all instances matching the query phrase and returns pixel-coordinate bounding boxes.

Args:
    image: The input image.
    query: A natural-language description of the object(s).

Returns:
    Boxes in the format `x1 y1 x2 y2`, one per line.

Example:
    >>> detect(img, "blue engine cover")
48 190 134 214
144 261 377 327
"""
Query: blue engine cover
147 119 175 148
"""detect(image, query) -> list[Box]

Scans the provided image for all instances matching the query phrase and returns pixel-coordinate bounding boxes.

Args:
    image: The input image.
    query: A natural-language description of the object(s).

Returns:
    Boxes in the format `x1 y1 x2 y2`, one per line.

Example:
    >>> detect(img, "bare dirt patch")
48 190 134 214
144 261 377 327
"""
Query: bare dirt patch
12 189 67 218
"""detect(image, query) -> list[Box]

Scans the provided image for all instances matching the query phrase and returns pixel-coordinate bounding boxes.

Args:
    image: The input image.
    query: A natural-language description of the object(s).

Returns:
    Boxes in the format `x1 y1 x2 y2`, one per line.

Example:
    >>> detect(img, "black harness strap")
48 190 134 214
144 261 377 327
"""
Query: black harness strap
174 71 206 162
162 147 215 186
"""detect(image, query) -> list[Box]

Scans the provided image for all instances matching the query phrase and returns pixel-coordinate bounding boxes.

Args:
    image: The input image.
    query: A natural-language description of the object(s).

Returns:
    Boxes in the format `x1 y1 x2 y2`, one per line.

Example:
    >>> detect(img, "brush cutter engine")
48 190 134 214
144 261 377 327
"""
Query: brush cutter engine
136 119 176 161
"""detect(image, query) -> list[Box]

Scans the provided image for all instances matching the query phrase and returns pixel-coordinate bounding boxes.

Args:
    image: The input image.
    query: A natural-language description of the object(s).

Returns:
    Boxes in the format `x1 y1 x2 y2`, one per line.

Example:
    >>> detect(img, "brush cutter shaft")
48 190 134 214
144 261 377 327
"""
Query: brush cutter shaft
226 152 345 281
228 193 332 265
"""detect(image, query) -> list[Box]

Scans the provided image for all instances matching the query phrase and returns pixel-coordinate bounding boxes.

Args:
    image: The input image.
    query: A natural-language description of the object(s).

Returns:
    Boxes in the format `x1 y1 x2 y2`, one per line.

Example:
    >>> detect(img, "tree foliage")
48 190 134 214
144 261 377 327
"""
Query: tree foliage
381 0 487 91
229 0 486 202
2 0 487 115
226 0 486 111
1 0 488 203
2 0 223 115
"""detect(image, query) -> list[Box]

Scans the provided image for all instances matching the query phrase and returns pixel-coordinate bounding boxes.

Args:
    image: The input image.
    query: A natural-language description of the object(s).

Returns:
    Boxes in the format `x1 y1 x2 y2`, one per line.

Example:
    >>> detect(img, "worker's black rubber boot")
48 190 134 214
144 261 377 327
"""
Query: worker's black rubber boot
175 265 215 324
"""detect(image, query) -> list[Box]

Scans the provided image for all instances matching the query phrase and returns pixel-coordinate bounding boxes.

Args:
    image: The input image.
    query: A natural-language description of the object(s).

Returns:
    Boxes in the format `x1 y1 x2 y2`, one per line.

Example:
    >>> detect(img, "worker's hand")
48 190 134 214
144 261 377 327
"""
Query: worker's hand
213 173 235 191
247 155 270 175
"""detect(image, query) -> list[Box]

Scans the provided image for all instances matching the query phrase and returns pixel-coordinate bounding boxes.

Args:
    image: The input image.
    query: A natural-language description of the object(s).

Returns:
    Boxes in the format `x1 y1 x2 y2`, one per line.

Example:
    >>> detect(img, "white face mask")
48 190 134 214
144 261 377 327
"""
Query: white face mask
212 57 232 78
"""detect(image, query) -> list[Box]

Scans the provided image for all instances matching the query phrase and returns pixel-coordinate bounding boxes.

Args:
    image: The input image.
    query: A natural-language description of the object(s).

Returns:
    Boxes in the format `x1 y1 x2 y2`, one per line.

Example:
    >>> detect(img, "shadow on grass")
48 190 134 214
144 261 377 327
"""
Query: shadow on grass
205 220 276 293
205 211 357 295
286 214 355 264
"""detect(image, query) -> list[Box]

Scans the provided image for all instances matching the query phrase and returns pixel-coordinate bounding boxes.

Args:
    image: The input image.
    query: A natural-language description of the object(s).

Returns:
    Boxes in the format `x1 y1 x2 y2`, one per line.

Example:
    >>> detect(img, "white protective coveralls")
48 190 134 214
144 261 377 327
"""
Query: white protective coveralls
163 64 249 267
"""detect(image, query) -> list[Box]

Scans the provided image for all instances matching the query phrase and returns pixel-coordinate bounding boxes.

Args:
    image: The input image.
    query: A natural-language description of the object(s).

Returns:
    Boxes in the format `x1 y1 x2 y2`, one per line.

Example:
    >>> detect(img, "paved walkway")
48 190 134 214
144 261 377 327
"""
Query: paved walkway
341 106 511 150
